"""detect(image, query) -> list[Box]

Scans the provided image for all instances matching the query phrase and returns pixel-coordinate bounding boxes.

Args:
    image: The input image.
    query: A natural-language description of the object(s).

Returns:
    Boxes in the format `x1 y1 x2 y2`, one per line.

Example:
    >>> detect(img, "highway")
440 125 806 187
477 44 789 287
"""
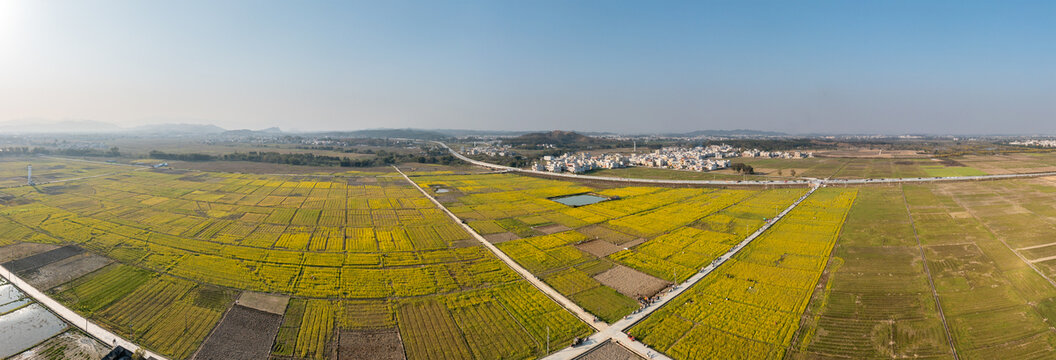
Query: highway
434 141 1056 187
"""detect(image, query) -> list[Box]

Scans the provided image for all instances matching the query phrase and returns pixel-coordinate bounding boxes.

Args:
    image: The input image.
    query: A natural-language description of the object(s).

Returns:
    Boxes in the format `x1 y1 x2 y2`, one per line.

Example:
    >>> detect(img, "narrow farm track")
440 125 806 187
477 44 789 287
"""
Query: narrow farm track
393 167 609 332
901 186 960 360
435 141 1056 186
0 265 170 360
542 186 820 360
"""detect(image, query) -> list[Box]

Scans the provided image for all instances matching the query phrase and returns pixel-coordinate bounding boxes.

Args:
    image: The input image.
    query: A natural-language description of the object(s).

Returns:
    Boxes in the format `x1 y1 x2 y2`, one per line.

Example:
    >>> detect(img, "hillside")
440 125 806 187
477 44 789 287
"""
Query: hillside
503 130 599 146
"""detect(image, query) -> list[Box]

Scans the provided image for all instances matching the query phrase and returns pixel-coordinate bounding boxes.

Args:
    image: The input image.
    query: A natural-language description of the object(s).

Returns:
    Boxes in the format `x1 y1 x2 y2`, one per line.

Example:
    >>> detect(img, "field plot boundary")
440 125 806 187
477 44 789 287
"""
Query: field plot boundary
0 264 169 360
941 186 1056 290
902 186 960 360
393 166 608 327
543 186 820 360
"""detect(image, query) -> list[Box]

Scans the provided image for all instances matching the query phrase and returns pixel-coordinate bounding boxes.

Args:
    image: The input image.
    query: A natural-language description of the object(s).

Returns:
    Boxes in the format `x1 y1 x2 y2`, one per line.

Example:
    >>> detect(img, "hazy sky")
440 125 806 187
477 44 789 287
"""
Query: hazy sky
1 1 1053 134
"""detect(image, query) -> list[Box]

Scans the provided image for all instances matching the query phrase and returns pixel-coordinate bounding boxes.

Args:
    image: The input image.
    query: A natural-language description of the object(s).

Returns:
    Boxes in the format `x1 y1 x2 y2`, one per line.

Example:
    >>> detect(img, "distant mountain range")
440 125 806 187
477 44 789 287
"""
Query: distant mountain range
503 130 602 146
0 120 791 138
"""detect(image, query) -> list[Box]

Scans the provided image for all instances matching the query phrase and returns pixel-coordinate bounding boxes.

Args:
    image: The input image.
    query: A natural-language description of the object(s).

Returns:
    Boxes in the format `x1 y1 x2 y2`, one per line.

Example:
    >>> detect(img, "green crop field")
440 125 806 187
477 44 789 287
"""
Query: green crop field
788 186 954 358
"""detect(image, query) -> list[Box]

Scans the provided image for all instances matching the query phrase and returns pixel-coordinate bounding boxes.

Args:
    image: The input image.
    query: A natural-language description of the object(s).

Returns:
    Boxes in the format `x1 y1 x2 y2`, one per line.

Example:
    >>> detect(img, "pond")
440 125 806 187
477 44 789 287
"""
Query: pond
0 301 68 358
551 194 609 207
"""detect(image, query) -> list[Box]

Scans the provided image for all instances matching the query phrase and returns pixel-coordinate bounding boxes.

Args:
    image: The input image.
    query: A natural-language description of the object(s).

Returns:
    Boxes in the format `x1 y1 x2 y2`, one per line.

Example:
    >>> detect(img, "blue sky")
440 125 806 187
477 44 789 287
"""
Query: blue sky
1 1 1053 134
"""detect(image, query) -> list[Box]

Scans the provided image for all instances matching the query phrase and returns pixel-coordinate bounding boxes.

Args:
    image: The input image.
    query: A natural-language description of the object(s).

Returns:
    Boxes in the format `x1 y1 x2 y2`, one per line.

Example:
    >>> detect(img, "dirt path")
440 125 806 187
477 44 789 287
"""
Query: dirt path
901 185 959 360
393 166 609 331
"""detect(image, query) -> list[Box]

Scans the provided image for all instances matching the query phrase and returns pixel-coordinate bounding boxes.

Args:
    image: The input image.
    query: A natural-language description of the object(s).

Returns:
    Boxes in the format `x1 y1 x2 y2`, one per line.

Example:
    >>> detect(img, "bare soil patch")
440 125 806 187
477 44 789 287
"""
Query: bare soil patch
536 223 571 234
483 232 520 244
622 238 646 248
948 212 972 219
193 305 283 360
8 330 109 360
3 245 83 274
21 253 112 290
576 240 624 258
814 149 924 158
337 329 406 360
578 225 637 245
577 340 644 360
0 243 59 264
235 291 289 315
593 265 670 299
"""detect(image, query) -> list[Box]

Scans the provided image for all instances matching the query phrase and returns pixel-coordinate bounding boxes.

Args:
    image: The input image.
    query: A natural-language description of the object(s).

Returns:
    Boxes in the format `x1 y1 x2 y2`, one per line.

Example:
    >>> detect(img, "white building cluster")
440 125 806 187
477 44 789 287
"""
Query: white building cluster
533 144 814 174
628 145 735 172
461 144 517 157
740 149 814 159
1010 140 1056 148
532 152 630 173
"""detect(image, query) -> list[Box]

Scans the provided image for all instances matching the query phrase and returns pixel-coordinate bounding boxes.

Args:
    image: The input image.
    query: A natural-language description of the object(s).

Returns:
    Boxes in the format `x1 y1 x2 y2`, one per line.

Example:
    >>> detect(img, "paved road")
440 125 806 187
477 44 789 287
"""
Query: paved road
434 141 1056 186
0 265 168 360
542 186 818 360
394 166 610 333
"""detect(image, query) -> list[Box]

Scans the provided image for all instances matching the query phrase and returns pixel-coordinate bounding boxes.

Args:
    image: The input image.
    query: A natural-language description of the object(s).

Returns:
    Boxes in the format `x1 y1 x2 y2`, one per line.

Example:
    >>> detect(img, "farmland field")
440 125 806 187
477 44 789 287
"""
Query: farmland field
4 154 1056 360
0 157 132 187
627 187 857 359
788 186 954 358
0 158 591 360
412 173 807 323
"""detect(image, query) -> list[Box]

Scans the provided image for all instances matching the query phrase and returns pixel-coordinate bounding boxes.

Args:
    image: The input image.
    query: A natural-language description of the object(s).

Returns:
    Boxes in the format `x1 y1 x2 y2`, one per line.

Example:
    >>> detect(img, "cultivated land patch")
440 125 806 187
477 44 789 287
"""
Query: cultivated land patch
897 181 1056 358
628 188 857 359
20 252 112 290
789 186 954 358
577 340 645 360
235 291 289 315
593 265 669 299
535 223 571 234
0 243 59 263
0 159 592 360
2 245 85 274
413 174 810 324
575 239 623 257
7 330 110 360
482 232 520 244
193 305 283 360
0 157 131 187
337 329 406 360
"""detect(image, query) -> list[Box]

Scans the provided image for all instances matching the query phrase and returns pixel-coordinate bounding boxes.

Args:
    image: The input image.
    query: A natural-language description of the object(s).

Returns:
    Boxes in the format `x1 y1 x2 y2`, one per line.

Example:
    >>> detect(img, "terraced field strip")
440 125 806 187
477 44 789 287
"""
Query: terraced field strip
0 264 168 360
394 166 608 332
901 186 959 360
543 186 820 360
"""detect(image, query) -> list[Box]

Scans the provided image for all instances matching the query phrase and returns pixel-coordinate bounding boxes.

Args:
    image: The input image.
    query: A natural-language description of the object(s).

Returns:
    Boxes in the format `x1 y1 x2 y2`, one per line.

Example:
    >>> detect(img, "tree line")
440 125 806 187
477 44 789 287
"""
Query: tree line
147 149 462 167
